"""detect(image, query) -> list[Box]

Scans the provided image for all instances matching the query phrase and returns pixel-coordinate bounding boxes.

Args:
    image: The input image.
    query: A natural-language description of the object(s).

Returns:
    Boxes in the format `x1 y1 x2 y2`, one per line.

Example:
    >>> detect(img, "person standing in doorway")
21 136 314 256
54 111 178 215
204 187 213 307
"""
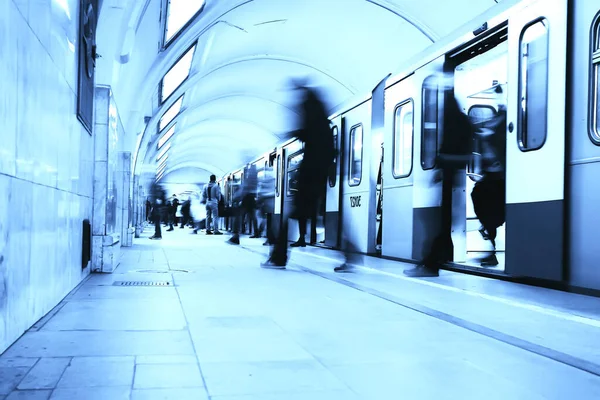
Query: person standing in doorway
404 86 474 277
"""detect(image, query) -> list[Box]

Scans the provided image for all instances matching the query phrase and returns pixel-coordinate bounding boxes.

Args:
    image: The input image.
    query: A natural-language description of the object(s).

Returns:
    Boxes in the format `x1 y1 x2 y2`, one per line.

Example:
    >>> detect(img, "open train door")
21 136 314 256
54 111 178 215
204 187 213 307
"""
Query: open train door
325 116 343 248
504 0 567 280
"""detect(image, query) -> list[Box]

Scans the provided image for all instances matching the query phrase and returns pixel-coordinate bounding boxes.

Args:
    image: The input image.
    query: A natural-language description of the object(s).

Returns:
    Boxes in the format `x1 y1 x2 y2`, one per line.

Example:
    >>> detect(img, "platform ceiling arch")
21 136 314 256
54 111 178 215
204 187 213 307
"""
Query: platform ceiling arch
97 0 505 185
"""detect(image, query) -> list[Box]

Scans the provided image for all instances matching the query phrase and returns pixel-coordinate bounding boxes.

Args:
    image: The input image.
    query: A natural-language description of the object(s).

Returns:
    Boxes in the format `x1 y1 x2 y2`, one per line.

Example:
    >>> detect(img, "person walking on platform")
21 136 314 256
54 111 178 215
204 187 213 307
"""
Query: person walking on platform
202 175 223 235
404 87 474 278
225 165 252 245
149 198 163 240
261 78 337 270
180 196 191 228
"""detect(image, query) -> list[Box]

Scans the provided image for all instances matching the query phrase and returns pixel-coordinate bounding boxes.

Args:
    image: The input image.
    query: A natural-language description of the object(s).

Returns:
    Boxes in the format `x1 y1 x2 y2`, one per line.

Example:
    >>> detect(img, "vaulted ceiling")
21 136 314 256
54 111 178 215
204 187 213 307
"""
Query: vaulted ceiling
95 0 504 189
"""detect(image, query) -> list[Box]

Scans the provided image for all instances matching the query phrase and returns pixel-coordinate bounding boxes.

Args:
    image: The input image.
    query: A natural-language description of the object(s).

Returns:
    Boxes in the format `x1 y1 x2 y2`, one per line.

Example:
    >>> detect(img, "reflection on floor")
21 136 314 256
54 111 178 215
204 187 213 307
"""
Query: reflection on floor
1 226 599 399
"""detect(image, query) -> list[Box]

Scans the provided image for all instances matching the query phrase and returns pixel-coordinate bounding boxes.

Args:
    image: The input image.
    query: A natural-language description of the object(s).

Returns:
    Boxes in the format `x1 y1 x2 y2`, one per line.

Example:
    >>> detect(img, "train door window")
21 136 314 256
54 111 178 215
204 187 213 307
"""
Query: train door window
329 126 338 187
276 155 281 197
591 14 600 143
287 152 304 196
349 125 363 186
518 19 549 151
421 77 438 170
393 100 414 178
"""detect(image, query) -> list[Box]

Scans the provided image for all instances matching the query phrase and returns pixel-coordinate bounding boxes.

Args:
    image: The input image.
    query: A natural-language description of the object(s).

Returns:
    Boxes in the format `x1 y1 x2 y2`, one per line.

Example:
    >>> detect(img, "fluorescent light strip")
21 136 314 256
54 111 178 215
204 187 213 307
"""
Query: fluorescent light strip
164 0 206 43
158 125 176 149
157 156 168 170
160 45 196 102
156 142 171 162
159 96 183 131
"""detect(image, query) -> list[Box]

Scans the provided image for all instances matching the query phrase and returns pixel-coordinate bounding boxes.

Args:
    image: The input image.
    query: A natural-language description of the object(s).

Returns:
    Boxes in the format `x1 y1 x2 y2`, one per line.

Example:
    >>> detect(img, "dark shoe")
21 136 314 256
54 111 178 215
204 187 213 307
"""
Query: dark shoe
180 226 184 229
250 235 261 239
226 236 240 245
191 230 198 235
149 236 162 240
206 231 213 235
166 228 174 232
214 231 223 235
403 265 439 277
261 259 286 269
480 254 499 267
334 263 354 273
290 241 306 248
263 240 271 246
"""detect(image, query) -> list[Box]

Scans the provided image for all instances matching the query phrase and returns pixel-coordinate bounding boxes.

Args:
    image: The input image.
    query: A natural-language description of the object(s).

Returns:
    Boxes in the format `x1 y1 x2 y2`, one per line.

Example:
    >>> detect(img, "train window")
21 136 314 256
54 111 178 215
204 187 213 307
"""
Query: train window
329 126 338 187
591 14 600 143
287 152 304 196
518 19 549 151
393 100 414 178
349 125 363 186
421 77 438 170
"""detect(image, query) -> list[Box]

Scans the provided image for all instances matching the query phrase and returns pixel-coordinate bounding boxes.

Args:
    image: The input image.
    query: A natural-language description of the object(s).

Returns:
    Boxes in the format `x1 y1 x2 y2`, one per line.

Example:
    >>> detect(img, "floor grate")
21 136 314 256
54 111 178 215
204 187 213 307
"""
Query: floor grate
112 281 172 287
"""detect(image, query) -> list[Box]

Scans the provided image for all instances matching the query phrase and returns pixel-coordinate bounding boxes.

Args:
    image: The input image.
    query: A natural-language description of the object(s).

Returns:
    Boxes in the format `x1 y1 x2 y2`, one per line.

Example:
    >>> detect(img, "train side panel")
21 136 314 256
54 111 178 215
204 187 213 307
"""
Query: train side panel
567 0 600 290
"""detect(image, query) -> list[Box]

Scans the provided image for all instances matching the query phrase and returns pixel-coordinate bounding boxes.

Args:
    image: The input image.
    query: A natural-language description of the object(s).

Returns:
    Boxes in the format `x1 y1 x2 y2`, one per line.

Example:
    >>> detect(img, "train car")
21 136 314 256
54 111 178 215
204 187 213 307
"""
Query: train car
221 0 600 294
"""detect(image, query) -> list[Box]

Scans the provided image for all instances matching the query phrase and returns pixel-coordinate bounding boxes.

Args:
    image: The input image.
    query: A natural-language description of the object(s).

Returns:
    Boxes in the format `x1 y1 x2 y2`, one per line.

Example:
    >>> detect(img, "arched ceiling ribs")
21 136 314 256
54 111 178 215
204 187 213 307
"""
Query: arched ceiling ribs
182 93 300 116
137 54 353 152
162 0 255 62
145 117 278 164
137 52 345 172
196 55 358 95
130 0 256 122
364 0 438 43
160 161 227 177
171 129 274 147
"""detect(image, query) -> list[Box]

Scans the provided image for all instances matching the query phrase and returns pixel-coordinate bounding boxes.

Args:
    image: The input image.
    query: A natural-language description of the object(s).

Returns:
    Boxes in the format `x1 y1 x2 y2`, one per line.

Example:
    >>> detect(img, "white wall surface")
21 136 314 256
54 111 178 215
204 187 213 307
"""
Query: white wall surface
0 0 94 353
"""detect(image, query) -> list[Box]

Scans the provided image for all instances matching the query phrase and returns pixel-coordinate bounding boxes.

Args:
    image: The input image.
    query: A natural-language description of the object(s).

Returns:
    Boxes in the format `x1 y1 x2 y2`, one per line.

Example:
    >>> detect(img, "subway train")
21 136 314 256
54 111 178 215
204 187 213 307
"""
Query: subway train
216 0 600 294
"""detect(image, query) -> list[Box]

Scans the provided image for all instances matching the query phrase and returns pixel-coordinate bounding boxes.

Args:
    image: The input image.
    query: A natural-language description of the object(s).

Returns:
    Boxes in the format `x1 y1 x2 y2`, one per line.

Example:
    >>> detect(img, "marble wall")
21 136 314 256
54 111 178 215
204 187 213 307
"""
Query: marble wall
0 0 94 353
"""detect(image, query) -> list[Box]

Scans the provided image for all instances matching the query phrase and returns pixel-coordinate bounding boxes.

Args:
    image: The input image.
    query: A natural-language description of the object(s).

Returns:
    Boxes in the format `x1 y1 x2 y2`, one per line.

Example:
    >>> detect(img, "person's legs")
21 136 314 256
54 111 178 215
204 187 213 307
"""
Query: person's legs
404 168 454 277
211 203 222 234
335 230 358 273
262 217 288 268
206 204 214 234
151 218 162 239
226 206 240 244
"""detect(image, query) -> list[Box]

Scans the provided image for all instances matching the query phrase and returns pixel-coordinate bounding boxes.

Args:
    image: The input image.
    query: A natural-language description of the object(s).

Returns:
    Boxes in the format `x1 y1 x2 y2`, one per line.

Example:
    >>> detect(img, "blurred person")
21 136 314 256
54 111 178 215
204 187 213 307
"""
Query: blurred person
149 198 163 240
243 164 260 238
471 87 507 267
261 78 337 269
202 175 223 235
404 83 474 277
225 165 252 245
180 196 191 228
257 162 276 245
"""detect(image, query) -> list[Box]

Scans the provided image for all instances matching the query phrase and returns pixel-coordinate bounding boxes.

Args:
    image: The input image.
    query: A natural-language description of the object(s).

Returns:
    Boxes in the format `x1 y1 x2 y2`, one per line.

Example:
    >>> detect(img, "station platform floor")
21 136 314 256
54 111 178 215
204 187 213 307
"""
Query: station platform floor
1 226 600 399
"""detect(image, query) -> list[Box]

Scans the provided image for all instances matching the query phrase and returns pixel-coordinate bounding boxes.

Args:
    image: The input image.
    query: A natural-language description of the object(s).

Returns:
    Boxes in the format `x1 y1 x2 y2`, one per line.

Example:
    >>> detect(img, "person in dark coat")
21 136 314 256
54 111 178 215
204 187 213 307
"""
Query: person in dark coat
261 79 336 269
471 102 507 266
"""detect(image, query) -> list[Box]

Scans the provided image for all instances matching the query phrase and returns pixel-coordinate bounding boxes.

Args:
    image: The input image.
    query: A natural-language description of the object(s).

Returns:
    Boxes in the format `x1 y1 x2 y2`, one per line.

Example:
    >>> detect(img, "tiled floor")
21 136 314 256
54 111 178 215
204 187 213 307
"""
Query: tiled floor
1 226 600 399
